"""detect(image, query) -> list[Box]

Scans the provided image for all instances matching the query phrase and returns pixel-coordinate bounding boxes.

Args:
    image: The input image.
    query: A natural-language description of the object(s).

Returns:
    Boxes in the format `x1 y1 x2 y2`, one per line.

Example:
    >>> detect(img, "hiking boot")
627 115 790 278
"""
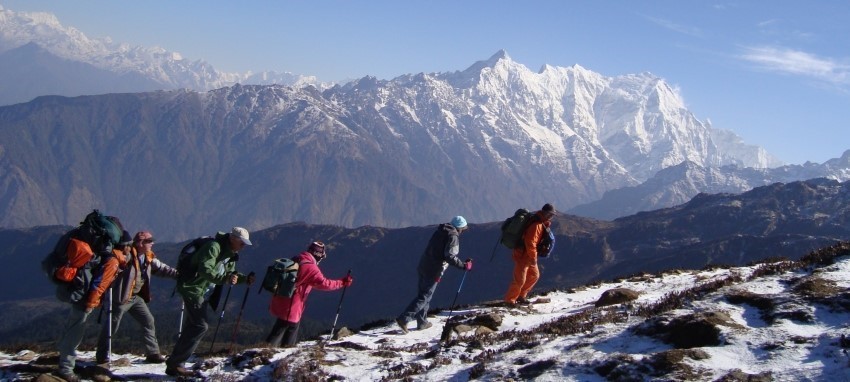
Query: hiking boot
145 353 167 364
95 357 109 366
396 318 409 334
416 321 433 330
165 365 194 377
516 297 532 305
55 371 81 382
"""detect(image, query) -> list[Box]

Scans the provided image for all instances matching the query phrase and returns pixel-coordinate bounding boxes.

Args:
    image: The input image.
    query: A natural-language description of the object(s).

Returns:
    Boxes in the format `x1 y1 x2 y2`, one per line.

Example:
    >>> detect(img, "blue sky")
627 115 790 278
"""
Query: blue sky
4 1 849 165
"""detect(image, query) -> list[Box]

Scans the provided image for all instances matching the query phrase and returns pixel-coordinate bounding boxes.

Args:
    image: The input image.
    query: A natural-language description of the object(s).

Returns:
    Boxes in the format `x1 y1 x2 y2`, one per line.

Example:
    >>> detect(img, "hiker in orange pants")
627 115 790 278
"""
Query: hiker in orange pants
504 204 555 305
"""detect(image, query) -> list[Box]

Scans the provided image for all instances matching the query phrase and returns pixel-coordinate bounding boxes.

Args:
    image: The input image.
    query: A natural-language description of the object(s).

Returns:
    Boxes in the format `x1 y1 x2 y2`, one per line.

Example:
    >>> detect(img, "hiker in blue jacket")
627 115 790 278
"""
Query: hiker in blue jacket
396 216 472 333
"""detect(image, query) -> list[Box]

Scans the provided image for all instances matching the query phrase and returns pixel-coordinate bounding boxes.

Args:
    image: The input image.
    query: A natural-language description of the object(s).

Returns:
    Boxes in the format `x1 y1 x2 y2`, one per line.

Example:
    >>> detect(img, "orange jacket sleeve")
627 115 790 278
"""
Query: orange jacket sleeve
85 251 124 309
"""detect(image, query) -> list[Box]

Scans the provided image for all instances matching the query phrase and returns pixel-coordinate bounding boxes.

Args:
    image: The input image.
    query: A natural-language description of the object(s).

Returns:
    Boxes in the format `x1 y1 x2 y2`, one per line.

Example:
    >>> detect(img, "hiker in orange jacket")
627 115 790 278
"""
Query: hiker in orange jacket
504 203 556 305
56 230 129 382
95 231 177 365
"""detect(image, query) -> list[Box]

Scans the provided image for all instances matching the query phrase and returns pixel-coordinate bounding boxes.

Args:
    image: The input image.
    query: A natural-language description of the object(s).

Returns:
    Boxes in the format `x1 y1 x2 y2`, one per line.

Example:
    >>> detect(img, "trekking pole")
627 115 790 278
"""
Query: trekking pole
327 270 351 341
209 282 233 353
228 272 254 353
106 286 113 363
177 300 185 340
488 236 501 262
447 268 469 317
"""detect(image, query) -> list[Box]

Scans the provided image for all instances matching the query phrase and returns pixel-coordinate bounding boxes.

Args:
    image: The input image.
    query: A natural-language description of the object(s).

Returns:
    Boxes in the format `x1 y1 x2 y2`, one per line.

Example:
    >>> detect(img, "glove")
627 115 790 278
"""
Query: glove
246 271 256 286
342 275 353 287
464 259 473 271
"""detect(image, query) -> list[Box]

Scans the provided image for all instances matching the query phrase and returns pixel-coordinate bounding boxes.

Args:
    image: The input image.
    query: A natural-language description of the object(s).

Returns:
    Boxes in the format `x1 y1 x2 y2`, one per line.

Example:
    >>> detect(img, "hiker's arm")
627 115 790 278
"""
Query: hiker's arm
442 234 466 270
197 244 228 284
303 264 344 291
84 256 120 310
522 223 544 261
151 258 178 279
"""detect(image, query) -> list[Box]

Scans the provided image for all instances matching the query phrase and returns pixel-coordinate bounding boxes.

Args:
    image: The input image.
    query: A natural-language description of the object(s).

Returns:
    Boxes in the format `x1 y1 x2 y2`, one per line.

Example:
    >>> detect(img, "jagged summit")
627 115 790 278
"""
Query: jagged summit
485 48 510 63
449 49 516 85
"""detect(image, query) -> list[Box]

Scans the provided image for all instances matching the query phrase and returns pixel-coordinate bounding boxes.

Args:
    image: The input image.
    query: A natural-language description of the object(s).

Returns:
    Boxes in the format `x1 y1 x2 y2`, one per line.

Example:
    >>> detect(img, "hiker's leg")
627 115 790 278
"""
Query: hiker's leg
167 300 208 367
504 260 528 303
399 272 437 324
518 263 540 299
413 276 439 326
266 319 287 347
58 306 91 375
126 296 160 355
280 321 300 347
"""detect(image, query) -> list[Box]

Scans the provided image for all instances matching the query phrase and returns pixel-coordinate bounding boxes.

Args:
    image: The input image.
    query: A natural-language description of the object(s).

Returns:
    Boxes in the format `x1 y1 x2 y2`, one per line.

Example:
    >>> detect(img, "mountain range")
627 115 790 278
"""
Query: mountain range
5 5 850 240
2 51 847 239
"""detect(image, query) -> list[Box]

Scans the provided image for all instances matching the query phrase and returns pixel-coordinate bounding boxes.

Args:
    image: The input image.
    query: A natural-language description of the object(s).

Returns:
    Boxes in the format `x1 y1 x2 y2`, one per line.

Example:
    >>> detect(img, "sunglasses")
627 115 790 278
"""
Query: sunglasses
141 239 155 244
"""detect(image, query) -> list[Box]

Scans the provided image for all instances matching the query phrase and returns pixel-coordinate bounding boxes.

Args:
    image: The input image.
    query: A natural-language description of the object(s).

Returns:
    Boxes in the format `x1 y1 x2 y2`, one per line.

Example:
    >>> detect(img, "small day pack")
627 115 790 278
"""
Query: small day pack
537 225 556 258
260 258 300 297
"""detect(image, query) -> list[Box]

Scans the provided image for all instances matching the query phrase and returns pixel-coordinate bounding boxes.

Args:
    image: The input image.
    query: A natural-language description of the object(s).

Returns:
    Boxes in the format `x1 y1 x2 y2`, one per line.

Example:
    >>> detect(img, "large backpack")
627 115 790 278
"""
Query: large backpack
259 258 300 297
41 209 123 303
499 208 534 249
175 236 217 283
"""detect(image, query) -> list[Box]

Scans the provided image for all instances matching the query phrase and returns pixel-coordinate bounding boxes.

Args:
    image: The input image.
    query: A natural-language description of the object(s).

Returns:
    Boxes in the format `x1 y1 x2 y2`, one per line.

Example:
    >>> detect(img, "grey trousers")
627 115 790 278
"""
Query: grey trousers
58 305 92 374
166 299 209 368
96 295 160 361
398 269 440 327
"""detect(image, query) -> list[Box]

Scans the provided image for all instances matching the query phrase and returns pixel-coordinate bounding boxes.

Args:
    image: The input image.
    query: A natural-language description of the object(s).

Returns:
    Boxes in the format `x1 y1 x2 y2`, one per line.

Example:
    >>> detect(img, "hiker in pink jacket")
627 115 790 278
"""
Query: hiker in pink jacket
267 241 353 347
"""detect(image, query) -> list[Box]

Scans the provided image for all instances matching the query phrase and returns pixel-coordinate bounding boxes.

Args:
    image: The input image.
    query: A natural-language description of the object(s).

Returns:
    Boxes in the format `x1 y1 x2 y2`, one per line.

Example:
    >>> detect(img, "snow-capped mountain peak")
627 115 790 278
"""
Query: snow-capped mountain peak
0 5 323 92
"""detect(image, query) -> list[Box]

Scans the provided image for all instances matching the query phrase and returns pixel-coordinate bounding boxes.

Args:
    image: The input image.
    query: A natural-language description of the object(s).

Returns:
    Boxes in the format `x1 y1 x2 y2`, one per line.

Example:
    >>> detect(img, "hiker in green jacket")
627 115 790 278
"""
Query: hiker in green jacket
165 227 255 377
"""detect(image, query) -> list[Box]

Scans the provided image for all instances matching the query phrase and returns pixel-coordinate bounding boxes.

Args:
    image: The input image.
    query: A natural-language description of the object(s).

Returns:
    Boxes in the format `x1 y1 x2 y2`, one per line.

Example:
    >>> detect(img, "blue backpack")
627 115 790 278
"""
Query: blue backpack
538 225 556 258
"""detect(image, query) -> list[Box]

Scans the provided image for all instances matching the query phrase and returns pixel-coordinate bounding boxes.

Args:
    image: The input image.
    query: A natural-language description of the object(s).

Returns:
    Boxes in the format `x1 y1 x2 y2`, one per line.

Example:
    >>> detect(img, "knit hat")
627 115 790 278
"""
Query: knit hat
308 241 326 255
542 203 556 215
117 230 133 247
451 216 468 229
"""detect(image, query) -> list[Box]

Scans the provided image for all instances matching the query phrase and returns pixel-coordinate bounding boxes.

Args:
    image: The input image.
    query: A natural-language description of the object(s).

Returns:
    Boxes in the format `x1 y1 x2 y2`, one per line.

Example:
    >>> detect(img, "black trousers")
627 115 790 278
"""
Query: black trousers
167 299 209 367
266 319 299 347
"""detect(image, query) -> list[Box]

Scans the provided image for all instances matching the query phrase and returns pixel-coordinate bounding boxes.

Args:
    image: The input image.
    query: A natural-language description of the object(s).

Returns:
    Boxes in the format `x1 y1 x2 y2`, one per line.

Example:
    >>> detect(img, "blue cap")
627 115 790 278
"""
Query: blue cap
451 216 468 229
